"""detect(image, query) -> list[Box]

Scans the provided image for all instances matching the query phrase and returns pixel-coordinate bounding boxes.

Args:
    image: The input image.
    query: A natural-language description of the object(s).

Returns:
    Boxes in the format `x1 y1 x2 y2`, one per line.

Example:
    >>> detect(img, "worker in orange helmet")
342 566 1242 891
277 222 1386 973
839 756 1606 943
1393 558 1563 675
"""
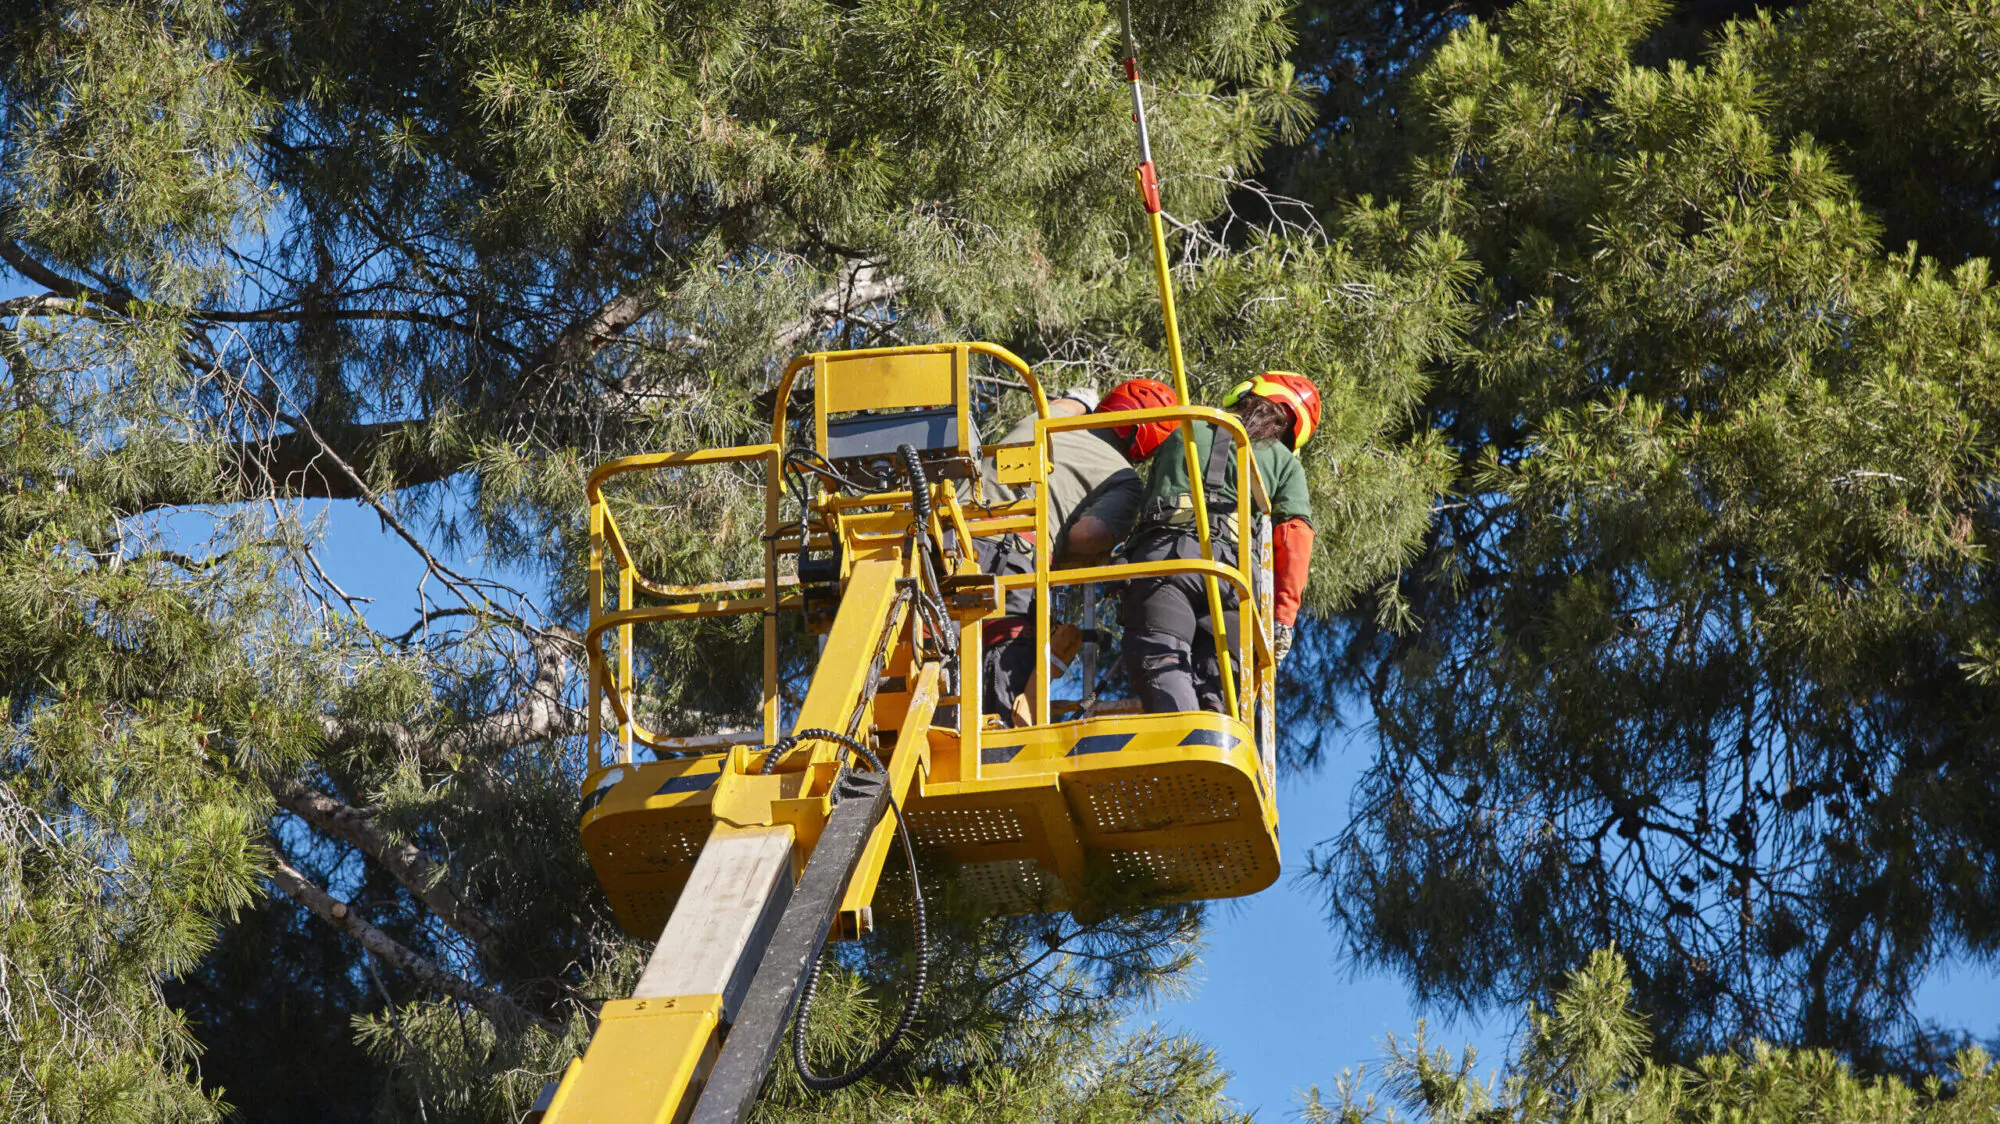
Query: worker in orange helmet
974 377 1179 720
1119 371 1320 714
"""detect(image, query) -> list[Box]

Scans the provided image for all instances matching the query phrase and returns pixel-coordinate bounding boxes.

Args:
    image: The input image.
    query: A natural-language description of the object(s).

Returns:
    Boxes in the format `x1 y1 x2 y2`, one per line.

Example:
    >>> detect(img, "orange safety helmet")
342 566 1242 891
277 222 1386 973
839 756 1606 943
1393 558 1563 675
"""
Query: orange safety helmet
1095 377 1179 460
1222 371 1321 450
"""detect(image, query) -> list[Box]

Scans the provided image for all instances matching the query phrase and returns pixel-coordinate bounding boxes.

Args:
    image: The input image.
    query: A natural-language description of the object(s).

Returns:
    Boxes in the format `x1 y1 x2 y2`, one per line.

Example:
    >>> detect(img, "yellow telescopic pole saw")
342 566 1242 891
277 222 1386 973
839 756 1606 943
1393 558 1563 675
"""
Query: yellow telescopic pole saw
1118 1 1238 716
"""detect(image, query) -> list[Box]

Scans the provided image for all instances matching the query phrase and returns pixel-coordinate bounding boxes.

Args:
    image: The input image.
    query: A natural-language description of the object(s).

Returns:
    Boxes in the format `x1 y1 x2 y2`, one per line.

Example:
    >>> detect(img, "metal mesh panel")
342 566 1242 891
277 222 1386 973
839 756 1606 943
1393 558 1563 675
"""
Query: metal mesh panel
1072 772 1241 834
955 858 1056 913
593 818 707 870
905 806 1028 847
1107 840 1255 899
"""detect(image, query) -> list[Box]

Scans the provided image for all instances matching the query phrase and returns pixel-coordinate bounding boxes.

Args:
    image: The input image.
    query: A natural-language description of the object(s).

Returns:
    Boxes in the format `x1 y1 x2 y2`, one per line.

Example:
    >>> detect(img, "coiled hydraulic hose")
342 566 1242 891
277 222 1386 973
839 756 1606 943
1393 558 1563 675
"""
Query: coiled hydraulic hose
778 727 928 1091
751 446 947 1087
895 444 959 682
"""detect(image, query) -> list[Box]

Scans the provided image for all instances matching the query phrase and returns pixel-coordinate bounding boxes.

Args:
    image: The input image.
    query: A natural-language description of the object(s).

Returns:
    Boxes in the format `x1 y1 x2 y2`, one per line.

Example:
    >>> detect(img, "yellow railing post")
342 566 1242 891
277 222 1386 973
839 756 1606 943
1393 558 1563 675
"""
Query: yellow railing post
761 447 781 746
618 566 634 764
588 499 604 771
1235 443 1255 724
1034 418 1053 726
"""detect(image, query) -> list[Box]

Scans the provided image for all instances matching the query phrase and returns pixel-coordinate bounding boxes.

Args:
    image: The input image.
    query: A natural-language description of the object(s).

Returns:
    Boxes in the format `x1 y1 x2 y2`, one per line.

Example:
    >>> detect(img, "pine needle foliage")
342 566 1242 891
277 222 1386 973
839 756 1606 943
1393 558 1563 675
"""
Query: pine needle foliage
1308 0 2000 1076
1301 950 2000 1123
0 384 301 1121
0 1 1341 1120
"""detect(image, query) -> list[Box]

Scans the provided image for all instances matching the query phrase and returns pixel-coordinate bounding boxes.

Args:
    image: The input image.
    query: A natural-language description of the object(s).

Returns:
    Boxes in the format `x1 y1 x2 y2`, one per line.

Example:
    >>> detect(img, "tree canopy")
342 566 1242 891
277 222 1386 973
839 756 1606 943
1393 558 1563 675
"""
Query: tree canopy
0 0 1324 1119
1306 950 2000 1123
1305 0 2000 1075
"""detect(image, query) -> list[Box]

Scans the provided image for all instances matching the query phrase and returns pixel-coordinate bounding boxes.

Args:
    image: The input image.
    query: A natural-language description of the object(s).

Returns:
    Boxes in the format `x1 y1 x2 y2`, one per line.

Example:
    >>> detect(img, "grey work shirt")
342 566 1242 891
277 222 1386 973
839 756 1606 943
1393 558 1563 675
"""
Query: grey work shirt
977 413 1144 563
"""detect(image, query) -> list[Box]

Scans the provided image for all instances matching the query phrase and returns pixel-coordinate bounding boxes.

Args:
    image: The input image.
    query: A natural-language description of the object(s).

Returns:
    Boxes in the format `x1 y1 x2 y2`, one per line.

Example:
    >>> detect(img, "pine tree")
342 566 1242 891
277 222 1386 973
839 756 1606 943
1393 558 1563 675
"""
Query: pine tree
0 1 1387 1120
12 0 1997 1114
1301 949 2000 1122
1303 0 2000 1075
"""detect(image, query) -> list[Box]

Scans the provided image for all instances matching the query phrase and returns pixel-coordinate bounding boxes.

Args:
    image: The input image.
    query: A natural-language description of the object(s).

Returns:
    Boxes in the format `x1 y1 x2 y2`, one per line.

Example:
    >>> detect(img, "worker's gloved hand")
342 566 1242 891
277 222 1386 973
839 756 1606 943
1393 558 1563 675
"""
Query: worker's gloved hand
1273 622 1294 665
1057 386 1101 411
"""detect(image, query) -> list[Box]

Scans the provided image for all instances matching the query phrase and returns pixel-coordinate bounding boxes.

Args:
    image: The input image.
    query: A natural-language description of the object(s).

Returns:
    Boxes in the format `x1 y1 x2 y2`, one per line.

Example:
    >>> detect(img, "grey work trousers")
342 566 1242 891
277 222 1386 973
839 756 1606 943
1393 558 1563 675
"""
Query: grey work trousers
1118 526 1240 715
974 536 1038 716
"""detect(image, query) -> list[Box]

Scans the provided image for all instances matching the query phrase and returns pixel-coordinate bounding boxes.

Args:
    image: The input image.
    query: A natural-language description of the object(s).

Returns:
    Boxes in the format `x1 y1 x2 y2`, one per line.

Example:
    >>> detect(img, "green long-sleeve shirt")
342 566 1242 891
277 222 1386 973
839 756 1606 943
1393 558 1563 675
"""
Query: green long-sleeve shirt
1136 420 1313 528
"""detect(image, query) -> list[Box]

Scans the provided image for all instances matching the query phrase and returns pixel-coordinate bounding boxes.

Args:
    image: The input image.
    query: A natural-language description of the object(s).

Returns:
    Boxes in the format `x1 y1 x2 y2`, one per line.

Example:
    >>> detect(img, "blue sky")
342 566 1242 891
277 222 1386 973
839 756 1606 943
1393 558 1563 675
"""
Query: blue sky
297 495 2000 1119
1150 750 1511 1118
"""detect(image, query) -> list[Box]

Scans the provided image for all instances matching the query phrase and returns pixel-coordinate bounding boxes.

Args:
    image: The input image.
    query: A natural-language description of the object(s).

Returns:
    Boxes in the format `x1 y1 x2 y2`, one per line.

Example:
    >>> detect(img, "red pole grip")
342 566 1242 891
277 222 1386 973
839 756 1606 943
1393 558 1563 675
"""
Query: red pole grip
1137 161 1161 214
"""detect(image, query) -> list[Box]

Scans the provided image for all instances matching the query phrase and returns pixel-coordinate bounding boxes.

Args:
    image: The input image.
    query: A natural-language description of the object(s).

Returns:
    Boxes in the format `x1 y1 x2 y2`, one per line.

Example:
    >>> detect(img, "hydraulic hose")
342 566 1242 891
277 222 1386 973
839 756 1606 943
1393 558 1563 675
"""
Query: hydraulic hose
756 447 942 1087
895 443 960 688
780 727 929 1091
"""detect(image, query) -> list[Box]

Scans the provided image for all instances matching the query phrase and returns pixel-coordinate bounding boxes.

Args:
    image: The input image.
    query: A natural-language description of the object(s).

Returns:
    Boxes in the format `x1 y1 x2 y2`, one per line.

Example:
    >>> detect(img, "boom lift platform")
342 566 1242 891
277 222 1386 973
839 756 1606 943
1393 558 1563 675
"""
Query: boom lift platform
536 342 1281 1123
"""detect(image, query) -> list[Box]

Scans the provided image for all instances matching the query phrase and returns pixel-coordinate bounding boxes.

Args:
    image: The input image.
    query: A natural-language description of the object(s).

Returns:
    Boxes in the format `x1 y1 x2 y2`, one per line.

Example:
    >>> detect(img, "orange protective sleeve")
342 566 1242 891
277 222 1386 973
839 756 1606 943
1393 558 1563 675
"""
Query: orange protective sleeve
1272 518 1315 627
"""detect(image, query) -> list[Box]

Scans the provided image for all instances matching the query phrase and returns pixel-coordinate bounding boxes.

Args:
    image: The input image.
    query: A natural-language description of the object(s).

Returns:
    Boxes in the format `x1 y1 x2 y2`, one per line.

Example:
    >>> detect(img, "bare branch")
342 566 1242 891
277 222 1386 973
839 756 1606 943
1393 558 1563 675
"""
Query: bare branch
0 238 136 315
119 283 660 509
265 848 554 1032
0 293 75 318
434 628 582 760
539 290 651 375
774 261 905 353
190 303 528 355
322 627 582 770
267 777 502 948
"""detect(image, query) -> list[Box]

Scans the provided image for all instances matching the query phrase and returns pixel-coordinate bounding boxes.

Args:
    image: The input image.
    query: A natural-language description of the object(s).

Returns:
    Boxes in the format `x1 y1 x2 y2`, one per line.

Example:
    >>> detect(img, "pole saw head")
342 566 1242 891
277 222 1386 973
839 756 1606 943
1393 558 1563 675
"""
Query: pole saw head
1117 0 1158 208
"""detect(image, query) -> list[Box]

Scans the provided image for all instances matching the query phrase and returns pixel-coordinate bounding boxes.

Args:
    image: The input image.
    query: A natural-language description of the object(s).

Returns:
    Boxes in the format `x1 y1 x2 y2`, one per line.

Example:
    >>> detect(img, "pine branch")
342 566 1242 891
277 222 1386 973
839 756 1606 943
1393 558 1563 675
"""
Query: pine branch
264 848 555 1033
189 303 528 356
266 777 501 949
538 290 652 374
0 238 137 315
435 628 582 760
321 627 582 770
773 261 905 353
219 418 474 506
41 231 864 512
110 285 658 509
0 293 75 317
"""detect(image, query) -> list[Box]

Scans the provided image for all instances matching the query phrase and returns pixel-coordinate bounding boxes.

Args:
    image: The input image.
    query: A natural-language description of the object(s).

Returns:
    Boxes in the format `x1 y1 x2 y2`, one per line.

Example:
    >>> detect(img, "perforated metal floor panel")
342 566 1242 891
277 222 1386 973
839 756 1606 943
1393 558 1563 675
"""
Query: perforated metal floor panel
579 711 1278 937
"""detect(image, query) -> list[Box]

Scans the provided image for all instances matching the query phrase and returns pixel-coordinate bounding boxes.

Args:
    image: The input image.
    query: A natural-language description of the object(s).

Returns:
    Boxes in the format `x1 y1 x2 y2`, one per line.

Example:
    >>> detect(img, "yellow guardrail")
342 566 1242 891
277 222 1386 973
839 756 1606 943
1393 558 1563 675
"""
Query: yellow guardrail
583 344 1272 767
587 445 783 765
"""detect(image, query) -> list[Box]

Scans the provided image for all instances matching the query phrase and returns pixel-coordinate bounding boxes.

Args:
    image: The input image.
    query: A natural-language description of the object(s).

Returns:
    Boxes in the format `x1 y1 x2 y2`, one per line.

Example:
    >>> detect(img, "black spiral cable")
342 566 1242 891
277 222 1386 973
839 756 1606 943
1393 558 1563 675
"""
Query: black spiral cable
774 727 929 1091
897 443 935 533
897 443 943 588
756 733 799 777
894 444 960 679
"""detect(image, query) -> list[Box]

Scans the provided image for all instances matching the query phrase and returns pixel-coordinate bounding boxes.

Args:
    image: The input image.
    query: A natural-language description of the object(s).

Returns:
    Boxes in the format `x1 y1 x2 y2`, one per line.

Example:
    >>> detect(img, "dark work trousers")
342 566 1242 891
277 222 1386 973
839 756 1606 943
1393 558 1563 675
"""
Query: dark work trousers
975 536 1037 716
1119 526 1240 714
982 625 1035 716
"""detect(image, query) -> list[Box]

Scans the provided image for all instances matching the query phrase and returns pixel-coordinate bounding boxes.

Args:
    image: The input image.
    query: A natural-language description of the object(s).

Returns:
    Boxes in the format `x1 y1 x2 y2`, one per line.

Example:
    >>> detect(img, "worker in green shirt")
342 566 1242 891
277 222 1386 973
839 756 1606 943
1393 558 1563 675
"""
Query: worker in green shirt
1119 372 1321 714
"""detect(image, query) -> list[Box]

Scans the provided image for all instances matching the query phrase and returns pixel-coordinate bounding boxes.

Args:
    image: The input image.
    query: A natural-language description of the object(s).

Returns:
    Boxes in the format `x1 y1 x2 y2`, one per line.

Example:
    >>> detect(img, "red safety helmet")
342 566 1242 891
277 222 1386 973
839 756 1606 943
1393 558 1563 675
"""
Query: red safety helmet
1095 377 1179 460
1222 371 1322 450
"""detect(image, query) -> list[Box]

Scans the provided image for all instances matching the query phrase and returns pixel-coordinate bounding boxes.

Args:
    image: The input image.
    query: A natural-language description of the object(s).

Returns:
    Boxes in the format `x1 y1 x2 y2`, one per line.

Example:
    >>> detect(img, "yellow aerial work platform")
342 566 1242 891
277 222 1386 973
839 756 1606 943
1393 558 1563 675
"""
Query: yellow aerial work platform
542 342 1280 1124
